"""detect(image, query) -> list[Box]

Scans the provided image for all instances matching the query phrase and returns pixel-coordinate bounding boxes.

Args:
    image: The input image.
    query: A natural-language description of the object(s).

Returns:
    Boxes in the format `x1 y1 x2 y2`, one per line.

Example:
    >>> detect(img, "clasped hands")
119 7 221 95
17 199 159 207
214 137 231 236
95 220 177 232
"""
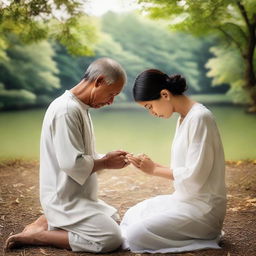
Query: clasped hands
126 153 156 175
103 150 156 175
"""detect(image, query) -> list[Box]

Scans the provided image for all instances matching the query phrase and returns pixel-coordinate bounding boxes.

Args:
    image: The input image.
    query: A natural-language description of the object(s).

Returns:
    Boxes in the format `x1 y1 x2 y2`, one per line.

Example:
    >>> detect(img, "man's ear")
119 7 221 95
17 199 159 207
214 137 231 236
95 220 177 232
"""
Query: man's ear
160 89 171 100
95 76 105 87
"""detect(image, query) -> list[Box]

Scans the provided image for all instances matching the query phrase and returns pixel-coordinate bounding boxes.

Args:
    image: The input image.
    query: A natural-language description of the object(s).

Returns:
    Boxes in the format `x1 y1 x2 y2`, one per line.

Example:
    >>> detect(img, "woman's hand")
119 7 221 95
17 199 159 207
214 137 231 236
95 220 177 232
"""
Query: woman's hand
127 154 156 175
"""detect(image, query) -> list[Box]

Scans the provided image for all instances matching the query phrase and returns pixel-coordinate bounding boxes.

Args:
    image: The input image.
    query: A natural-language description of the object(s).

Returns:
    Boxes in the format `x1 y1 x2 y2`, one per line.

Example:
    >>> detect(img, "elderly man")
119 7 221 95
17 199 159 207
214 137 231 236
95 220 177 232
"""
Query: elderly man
5 58 128 252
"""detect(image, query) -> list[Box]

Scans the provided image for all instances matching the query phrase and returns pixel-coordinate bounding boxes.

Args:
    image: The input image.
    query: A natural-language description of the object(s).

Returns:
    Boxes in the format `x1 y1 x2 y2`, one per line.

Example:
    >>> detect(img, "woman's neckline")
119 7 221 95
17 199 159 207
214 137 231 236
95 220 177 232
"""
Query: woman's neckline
178 102 201 128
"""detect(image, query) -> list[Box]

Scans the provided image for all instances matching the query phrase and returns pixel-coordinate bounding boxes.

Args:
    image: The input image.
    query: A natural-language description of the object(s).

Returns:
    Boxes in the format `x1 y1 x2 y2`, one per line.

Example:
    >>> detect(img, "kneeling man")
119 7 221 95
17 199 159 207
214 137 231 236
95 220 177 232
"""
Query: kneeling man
5 58 128 252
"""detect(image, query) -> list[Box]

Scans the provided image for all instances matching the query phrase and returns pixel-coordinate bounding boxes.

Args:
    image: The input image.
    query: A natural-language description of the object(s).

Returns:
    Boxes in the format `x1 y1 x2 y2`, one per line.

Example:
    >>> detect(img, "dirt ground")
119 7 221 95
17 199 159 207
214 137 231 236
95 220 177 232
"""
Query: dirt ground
0 159 255 256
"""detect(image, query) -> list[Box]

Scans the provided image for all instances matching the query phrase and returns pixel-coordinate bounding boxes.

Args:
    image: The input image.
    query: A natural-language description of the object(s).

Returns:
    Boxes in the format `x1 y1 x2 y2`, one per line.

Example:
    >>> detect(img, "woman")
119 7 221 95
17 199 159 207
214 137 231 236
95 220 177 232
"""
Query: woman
121 69 227 253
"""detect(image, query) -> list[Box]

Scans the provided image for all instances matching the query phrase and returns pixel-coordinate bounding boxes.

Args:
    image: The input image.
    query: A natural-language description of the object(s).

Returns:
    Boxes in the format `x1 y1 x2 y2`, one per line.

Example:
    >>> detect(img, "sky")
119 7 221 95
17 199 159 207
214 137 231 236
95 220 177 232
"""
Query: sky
86 0 139 16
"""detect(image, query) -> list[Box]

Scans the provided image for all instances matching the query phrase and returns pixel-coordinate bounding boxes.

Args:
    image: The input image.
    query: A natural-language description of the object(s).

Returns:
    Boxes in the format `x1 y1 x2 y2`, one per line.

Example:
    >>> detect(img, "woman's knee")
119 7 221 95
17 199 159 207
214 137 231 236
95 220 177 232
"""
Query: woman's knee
125 223 147 248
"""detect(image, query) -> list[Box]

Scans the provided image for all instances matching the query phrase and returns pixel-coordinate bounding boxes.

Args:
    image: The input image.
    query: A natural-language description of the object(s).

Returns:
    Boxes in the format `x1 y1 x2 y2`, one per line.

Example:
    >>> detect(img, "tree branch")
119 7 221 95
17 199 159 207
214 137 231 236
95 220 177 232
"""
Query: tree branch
224 22 248 41
216 27 244 56
237 2 251 29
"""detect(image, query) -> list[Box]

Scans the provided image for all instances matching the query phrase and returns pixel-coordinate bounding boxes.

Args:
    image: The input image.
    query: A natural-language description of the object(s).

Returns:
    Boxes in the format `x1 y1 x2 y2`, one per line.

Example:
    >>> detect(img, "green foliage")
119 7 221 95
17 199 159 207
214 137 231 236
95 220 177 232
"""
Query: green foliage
99 12 217 96
53 43 85 91
49 15 100 56
138 0 249 38
206 47 244 87
0 12 229 109
0 0 100 109
0 0 99 56
53 12 216 102
206 46 252 103
0 39 60 109
94 31 150 100
138 0 256 106
0 88 36 109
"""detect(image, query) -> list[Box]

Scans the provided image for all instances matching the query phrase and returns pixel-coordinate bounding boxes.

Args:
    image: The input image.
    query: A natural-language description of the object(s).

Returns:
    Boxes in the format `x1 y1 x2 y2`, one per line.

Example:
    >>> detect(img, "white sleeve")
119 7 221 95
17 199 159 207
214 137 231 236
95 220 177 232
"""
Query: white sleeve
95 153 106 159
173 115 214 193
51 113 94 186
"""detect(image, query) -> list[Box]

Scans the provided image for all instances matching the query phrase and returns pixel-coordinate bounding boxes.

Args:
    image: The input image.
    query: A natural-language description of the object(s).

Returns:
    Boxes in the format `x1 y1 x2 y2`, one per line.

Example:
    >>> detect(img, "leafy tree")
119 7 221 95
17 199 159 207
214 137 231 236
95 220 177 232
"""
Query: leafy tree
53 12 228 103
0 11 229 109
53 32 150 101
0 0 99 56
53 43 85 92
206 46 251 103
0 0 100 109
138 0 256 111
0 39 60 109
0 83 37 109
95 32 150 100
101 12 223 94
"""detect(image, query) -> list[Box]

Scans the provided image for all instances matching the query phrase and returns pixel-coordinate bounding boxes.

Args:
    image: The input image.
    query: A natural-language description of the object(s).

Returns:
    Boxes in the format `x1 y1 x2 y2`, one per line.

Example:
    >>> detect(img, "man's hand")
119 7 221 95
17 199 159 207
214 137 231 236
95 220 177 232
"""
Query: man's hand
127 153 156 175
103 150 129 169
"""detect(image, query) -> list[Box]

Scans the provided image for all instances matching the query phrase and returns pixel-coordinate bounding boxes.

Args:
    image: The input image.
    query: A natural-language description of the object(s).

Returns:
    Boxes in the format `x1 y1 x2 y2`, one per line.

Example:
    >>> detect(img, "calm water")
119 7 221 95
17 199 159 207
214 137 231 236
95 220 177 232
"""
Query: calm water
0 106 255 164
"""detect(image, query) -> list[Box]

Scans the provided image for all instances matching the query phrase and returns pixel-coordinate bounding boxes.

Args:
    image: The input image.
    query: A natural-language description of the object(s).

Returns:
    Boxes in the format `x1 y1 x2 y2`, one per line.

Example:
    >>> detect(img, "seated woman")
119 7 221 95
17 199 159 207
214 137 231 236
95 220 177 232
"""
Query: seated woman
121 69 227 253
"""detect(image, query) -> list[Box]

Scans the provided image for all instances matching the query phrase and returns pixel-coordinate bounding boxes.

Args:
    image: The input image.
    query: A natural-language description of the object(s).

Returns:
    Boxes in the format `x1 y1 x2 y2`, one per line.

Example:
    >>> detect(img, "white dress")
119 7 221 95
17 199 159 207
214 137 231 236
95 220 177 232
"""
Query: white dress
120 103 227 253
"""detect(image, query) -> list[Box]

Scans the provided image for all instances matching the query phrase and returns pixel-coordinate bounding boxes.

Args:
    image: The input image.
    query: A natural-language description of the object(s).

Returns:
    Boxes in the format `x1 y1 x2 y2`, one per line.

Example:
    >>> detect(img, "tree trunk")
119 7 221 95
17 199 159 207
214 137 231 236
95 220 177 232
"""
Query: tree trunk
243 23 256 113
237 3 256 113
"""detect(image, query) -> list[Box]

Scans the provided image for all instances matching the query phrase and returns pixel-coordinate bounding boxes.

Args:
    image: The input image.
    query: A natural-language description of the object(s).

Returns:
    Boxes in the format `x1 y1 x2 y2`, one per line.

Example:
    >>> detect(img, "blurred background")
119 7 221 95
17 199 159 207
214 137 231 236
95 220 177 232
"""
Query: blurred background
0 0 255 164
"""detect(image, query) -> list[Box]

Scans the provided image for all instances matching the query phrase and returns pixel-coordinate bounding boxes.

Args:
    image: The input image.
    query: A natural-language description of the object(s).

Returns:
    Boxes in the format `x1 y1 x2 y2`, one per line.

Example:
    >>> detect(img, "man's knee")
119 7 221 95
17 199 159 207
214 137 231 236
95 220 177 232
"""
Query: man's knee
69 221 123 253
99 226 123 252
68 231 121 252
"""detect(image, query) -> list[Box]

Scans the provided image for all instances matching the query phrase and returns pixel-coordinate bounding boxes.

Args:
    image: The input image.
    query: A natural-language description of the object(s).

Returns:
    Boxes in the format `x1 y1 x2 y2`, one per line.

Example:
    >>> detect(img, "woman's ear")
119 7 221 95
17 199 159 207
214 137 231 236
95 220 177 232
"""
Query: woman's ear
160 89 171 100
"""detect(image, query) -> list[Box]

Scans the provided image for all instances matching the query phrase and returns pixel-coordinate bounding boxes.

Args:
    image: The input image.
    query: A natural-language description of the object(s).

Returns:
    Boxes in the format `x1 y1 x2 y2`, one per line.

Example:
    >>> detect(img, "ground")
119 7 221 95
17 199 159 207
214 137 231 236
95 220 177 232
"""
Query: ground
0 160 255 256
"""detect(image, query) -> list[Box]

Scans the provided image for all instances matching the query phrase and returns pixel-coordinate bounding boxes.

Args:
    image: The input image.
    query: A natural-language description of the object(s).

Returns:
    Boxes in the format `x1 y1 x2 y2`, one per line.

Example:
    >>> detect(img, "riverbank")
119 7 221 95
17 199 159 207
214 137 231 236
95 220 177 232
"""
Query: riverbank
0 159 255 256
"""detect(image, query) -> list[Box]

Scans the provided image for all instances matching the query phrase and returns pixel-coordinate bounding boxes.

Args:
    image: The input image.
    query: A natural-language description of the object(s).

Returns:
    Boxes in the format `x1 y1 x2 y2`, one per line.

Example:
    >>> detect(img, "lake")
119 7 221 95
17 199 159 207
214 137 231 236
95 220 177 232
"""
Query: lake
0 105 255 164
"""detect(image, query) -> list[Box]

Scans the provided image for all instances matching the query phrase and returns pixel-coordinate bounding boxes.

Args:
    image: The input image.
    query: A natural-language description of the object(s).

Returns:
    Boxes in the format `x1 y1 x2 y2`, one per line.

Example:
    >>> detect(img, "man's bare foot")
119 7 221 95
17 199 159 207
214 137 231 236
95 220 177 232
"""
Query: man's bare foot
4 215 48 251
4 232 35 250
22 215 48 234
5 229 71 251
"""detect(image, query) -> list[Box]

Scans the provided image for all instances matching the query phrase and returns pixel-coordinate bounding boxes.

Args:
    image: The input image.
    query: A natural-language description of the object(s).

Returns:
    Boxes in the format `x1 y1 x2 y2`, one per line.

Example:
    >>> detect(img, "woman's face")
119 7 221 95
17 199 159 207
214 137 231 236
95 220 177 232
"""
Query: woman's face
138 90 174 118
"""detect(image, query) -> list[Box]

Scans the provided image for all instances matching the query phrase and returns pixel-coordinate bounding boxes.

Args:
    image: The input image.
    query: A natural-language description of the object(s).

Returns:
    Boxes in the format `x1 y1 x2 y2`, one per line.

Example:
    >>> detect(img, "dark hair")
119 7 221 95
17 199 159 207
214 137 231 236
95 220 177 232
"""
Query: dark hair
133 69 187 101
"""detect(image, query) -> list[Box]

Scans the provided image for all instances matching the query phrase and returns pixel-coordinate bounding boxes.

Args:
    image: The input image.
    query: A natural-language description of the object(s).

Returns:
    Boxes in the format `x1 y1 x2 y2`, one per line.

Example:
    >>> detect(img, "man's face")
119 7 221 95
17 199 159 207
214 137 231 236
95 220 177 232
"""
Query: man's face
90 77 124 108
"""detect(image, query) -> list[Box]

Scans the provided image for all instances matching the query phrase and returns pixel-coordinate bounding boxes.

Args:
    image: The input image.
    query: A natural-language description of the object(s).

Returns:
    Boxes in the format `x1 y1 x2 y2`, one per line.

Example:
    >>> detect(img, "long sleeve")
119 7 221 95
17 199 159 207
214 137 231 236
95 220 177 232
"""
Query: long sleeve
51 112 94 186
173 114 214 194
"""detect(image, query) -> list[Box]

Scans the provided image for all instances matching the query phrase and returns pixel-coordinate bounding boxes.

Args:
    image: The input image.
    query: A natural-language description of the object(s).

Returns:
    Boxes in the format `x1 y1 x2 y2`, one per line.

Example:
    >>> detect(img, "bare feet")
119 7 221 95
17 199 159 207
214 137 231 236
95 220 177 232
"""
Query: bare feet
4 215 48 251
5 229 71 251
22 215 48 234
4 232 35 250
4 215 70 251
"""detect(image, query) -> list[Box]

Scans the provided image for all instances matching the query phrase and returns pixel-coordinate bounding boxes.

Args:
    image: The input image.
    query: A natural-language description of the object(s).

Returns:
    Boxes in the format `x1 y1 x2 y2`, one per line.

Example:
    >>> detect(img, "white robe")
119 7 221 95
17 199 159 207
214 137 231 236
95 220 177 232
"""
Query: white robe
40 90 117 228
120 103 227 253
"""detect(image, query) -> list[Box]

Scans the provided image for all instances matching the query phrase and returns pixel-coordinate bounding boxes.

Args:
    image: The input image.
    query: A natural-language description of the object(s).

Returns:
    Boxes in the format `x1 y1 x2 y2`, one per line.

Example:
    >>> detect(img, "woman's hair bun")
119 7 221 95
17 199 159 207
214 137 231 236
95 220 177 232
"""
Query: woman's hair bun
167 74 187 95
